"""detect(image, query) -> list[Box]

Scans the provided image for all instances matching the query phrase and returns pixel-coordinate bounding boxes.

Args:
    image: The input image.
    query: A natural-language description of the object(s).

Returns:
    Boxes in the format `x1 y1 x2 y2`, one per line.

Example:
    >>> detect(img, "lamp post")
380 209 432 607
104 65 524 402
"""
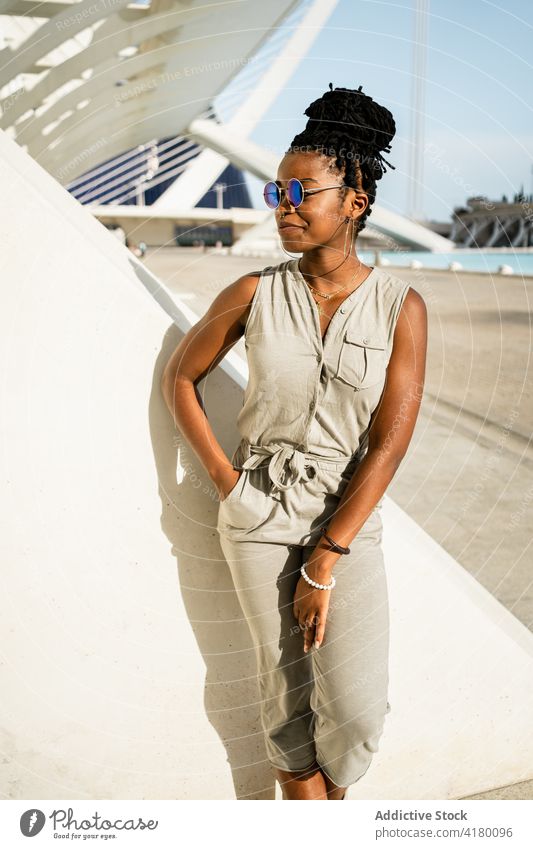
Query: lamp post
214 182 227 210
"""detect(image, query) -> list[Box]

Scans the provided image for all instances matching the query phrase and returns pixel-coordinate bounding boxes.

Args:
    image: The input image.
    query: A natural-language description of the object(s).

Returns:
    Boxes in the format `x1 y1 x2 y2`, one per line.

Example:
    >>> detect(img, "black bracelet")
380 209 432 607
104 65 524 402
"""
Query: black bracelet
319 526 351 555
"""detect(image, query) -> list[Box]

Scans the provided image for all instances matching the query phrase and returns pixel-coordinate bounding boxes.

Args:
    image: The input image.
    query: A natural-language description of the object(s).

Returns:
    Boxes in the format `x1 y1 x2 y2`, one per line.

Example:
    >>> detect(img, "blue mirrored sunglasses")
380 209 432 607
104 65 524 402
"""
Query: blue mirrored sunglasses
263 177 350 209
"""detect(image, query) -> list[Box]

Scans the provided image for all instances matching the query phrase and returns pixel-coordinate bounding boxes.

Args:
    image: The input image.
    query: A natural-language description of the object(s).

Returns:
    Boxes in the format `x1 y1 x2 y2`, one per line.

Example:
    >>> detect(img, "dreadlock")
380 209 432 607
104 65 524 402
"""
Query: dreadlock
287 83 396 234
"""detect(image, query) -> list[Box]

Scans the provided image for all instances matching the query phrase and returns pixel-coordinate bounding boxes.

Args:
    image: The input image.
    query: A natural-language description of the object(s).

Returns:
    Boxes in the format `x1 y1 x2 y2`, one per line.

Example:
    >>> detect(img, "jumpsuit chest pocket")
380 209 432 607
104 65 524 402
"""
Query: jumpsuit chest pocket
335 329 387 390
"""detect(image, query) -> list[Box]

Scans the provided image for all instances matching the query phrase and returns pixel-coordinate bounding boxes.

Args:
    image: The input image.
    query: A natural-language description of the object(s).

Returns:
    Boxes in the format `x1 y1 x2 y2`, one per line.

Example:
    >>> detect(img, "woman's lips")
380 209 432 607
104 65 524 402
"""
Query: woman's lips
279 224 304 234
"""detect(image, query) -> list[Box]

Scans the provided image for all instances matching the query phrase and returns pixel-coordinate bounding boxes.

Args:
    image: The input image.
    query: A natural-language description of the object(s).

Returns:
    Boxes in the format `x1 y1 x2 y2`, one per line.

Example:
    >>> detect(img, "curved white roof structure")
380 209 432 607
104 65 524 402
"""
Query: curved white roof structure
0 0 454 251
0 0 309 175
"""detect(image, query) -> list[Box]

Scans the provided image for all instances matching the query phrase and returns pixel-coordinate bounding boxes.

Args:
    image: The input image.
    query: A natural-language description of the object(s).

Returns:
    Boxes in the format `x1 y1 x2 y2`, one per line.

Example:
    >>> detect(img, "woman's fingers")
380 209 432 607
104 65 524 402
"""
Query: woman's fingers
314 616 326 649
293 580 329 651
303 614 317 653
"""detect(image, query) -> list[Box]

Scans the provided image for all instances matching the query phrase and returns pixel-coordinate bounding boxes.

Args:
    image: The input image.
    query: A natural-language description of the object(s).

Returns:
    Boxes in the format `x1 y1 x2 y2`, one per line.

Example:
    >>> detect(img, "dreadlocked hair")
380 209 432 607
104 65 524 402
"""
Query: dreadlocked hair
287 83 396 234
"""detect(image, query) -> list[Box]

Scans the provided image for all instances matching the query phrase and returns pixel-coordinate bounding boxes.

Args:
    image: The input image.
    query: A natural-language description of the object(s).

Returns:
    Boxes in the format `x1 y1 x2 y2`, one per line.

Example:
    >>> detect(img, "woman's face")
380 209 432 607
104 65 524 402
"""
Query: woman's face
274 151 368 256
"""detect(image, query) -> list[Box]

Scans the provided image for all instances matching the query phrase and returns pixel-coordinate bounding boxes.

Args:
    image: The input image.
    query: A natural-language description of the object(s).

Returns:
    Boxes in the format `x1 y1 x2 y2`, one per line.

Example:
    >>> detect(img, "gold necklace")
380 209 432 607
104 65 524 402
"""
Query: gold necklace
298 260 364 317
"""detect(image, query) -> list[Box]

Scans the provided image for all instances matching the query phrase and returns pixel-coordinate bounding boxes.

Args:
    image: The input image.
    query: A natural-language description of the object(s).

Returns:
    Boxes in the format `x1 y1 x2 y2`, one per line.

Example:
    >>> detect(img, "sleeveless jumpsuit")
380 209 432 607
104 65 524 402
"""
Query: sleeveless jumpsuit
217 258 410 788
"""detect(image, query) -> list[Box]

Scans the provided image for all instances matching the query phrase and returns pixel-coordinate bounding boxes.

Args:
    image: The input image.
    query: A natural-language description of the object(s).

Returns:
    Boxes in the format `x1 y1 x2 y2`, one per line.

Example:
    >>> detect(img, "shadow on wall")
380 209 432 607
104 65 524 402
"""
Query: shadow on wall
150 307 275 800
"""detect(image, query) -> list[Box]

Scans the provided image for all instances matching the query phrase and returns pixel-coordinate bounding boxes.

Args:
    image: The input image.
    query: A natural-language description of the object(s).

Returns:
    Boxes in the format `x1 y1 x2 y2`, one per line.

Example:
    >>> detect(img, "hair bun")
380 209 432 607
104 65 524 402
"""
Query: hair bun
303 82 396 177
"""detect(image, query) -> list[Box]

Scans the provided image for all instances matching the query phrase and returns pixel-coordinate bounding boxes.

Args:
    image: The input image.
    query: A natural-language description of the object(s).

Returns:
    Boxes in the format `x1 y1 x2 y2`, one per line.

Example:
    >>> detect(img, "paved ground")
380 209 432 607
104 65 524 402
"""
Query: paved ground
145 246 533 801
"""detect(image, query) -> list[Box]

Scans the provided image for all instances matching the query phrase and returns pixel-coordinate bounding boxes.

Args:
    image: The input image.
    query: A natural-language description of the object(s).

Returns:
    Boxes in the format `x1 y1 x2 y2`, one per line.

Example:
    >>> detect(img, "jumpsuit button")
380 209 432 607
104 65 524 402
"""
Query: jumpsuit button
362 336 368 343
306 466 316 478
340 307 346 314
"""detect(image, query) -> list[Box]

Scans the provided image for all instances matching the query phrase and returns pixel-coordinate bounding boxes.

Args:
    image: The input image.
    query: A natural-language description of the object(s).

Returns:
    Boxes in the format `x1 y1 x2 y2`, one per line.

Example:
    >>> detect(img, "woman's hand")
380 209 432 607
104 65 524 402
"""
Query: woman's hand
215 465 242 501
293 570 332 653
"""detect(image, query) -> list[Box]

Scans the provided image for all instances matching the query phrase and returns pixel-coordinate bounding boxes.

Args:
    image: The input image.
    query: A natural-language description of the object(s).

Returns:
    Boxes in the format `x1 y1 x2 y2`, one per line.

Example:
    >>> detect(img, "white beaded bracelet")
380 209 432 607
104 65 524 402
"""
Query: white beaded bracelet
300 563 336 591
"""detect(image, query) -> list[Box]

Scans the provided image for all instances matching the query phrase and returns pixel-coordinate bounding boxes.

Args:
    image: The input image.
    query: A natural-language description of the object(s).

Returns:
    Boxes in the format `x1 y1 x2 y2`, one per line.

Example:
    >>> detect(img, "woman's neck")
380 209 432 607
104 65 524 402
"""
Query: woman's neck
298 253 369 290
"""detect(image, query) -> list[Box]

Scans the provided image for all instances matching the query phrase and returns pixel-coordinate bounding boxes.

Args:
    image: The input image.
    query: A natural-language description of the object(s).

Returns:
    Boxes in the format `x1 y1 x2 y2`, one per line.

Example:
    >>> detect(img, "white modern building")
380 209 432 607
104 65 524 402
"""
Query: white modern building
0 0 454 251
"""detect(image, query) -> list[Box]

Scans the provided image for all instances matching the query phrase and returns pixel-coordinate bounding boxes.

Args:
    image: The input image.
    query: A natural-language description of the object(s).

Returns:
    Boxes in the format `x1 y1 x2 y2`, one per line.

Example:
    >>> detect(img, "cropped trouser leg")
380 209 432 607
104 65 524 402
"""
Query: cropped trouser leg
218 511 391 789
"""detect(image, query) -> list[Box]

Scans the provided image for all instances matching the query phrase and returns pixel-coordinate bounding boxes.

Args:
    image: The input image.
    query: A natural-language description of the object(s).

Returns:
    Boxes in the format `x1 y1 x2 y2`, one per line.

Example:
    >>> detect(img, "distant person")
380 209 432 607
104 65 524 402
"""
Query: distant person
161 82 427 801
111 225 126 244
125 238 142 258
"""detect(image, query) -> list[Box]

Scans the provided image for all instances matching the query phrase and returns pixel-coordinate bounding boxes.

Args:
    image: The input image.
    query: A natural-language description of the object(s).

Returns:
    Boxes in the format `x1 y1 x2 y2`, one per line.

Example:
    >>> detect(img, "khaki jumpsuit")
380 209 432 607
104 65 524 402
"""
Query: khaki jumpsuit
217 258 410 788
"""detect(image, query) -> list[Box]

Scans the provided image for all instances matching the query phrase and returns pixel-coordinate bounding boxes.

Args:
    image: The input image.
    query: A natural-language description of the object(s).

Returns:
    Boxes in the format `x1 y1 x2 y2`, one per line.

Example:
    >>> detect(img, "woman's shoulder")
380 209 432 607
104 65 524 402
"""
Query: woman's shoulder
372 264 426 309
372 264 411 291
235 262 281 328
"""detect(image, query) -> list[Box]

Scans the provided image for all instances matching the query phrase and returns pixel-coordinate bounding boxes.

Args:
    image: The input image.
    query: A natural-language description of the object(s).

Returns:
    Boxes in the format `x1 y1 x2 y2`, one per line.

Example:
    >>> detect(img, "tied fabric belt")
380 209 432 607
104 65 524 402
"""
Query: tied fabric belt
236 443 357 494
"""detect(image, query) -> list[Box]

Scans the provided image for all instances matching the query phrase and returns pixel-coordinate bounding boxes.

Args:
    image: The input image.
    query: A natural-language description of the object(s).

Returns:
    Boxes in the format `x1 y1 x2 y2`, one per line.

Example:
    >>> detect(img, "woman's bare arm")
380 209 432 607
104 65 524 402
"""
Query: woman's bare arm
160 272 261 492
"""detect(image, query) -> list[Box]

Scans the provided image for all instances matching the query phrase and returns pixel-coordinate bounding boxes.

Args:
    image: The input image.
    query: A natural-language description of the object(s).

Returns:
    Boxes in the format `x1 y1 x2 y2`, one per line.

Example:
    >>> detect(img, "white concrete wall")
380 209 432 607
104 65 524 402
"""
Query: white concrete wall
1 129 533 800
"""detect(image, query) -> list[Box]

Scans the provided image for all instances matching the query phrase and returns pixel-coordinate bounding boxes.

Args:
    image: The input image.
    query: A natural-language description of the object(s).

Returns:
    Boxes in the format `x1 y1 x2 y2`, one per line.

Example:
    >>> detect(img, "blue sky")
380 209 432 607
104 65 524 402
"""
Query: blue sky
230 0 532 223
